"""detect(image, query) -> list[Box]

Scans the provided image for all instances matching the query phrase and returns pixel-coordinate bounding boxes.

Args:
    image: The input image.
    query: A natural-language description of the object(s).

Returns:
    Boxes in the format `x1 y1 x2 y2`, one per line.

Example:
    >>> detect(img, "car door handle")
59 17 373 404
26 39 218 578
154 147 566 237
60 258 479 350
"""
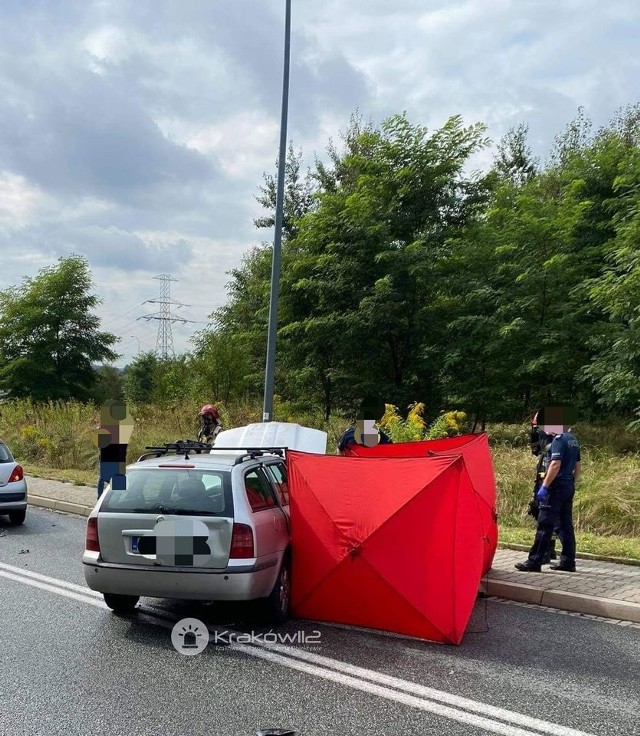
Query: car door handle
273 515 281 532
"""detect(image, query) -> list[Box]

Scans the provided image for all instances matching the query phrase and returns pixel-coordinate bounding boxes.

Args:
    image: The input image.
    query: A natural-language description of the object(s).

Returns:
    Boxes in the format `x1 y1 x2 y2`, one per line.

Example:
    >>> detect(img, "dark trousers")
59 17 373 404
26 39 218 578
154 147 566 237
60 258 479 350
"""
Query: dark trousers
528 481 576 566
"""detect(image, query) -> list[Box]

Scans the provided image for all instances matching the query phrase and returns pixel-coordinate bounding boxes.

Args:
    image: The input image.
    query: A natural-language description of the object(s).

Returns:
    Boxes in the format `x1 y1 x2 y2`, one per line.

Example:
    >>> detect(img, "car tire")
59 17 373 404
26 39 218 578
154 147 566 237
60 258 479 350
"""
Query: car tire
103 593 139 613
263 554 291 625
8 509 26 525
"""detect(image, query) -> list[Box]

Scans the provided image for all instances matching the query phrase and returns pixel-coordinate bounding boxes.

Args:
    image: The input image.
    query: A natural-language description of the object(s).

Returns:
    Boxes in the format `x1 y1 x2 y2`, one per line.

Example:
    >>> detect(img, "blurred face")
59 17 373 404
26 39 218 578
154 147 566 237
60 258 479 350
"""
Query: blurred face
99 401 134 444
531 406 576 453
354 395 386 447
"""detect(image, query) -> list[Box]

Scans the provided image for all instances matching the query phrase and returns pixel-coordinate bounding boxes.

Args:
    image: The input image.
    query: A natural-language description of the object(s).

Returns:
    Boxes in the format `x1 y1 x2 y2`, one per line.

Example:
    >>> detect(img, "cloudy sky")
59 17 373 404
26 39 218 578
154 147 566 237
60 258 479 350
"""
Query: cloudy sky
1 0 638 365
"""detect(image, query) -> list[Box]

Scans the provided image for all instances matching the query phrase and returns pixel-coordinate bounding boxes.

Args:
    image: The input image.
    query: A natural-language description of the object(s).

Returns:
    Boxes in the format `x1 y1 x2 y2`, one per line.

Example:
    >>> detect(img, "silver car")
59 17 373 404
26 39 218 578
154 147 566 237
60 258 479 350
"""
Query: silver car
0 439 28 525
82 444 291 623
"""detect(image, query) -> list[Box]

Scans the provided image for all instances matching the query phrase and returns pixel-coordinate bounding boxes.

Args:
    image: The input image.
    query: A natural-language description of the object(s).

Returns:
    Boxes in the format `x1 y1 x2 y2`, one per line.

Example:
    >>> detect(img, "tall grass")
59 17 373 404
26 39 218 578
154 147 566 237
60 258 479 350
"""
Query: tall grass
491 444 640 536
1 400 638 536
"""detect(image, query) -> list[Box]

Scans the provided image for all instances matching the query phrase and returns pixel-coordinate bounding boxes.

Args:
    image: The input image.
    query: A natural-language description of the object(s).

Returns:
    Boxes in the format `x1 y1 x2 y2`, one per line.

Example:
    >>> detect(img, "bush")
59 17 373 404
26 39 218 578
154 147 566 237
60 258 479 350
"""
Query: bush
380 403 467 442
426 410 468 439
380 402 427 442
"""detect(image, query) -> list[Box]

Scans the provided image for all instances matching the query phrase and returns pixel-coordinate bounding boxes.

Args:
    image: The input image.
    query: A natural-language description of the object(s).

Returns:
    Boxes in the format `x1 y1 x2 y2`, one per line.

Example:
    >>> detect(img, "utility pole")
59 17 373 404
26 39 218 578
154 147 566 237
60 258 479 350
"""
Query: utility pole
139 274 194 360
130 336 141 355
262 0 292 423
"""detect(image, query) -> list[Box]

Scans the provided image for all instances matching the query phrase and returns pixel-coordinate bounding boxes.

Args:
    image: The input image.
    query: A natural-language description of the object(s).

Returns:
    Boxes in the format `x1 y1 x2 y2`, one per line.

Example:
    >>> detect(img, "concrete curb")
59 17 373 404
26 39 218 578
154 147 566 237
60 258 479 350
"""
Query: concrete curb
28 495 93 517
481 578 640 624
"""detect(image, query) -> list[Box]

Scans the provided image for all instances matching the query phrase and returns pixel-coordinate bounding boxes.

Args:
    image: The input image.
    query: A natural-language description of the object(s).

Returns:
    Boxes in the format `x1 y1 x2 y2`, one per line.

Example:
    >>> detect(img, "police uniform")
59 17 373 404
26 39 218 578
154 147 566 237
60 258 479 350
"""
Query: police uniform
529 440 560 562
527 431 581 569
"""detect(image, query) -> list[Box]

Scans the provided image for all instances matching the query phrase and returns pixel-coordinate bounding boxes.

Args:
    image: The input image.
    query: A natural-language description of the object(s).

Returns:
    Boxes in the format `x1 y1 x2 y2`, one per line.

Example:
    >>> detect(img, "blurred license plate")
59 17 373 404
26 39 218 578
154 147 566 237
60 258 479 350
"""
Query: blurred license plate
131 537 140 552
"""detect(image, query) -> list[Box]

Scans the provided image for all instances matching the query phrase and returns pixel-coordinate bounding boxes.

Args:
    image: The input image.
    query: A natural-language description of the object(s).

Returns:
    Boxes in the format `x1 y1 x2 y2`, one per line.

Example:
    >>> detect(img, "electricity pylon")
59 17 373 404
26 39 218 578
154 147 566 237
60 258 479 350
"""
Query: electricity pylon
138 274 194 359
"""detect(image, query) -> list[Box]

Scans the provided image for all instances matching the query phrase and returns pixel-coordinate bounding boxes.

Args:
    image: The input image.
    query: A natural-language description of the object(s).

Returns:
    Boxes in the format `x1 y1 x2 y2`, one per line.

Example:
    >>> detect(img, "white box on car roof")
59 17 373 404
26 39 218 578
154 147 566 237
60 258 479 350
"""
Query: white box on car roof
212 422 327 456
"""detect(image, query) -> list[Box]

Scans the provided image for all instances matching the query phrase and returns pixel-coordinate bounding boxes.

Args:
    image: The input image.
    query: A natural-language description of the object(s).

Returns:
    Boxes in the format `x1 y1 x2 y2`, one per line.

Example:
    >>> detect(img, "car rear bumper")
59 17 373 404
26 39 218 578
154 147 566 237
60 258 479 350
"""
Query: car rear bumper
82 557 279 601
0 480 28 511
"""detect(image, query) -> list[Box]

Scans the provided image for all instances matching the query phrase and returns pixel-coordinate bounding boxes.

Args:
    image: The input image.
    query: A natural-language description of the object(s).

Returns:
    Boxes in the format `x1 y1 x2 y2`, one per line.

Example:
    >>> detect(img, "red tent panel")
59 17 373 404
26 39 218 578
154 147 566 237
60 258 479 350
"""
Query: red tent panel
346 433 498 574
288 451 485 645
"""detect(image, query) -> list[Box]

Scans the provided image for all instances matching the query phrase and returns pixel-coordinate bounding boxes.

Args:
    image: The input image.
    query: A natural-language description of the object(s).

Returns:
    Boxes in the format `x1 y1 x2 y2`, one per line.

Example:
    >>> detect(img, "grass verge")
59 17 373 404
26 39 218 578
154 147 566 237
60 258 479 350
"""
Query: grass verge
23 463 96 488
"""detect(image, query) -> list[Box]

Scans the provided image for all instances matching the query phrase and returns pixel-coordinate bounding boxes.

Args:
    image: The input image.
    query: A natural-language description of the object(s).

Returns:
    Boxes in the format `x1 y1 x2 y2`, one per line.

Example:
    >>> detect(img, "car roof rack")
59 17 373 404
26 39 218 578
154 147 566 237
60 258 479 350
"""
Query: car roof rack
137 440 214 462
221 448 287 465
137 441 287 464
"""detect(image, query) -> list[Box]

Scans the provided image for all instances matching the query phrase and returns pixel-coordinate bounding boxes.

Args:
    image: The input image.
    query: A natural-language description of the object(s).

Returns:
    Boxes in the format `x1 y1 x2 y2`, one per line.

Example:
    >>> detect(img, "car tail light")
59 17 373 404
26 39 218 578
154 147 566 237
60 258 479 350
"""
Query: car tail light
86 517 100 553
8 465 24 483
230 523 254 559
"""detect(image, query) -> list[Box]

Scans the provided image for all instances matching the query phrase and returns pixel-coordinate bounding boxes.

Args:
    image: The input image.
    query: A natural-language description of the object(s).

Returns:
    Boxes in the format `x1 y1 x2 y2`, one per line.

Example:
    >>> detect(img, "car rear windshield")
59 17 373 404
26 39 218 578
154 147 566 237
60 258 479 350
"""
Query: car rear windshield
99 468 233 517
0 443 14 463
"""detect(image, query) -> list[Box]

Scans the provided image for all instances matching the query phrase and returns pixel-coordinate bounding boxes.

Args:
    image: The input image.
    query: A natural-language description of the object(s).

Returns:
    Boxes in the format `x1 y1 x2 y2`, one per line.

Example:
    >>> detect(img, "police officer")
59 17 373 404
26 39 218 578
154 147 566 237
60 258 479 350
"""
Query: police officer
516 406 581 573
528 417 559 563
337 396 392 455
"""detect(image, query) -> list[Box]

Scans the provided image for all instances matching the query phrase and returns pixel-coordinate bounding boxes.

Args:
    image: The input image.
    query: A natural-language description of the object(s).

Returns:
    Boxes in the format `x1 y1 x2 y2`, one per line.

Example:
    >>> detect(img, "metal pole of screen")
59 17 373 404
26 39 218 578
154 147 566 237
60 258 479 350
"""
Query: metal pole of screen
262 0 292 423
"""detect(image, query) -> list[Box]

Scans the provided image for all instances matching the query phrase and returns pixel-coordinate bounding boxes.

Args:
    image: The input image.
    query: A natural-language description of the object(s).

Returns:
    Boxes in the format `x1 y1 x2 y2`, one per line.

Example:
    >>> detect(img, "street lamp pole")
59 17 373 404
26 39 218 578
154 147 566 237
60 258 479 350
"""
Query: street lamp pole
262 0 292 423
130 336 141 355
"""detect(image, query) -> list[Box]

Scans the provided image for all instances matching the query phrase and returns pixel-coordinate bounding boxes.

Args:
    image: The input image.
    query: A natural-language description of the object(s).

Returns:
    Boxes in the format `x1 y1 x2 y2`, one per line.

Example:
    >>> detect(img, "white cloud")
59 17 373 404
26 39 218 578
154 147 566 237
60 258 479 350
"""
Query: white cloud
83 25 131 65
0 172 44 227
185 112 280 179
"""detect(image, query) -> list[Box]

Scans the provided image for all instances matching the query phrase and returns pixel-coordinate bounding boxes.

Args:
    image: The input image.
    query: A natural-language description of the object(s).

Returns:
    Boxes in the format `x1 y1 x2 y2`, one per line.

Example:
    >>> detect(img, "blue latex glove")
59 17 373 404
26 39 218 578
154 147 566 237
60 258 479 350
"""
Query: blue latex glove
536 484 549 503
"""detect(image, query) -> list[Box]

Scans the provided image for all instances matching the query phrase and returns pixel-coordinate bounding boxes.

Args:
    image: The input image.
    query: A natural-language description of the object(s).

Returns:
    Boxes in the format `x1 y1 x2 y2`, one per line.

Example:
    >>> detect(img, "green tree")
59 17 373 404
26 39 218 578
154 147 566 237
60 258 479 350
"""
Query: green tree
277 113 490 417
254 144 315 240
494 123 538 186
581 113 640 424
151 355 196 406
211 245 274 398
92 364 125 404
202 105 640 427
123 352 159 404
0 255 117 401
190 329 252 404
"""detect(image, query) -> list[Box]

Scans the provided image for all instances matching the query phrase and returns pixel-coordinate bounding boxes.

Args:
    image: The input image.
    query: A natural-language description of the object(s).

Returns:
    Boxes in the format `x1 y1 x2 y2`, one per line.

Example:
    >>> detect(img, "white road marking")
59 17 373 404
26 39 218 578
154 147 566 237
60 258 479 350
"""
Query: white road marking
0 561 103 597
234 637 595 736
0 570 108 609
0 565 600 736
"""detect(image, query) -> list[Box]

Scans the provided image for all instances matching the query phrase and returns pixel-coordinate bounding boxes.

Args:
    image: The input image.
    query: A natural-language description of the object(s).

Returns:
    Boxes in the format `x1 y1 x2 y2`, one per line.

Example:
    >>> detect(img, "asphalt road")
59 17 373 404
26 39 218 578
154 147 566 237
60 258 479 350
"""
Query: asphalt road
1 507 639 736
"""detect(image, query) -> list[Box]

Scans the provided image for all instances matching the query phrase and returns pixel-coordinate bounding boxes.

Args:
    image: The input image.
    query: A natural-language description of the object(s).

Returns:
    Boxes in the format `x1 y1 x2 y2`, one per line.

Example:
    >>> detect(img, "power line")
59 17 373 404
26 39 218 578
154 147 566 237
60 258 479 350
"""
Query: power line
110 317 149 336
138 274 195 360
100 301 148 329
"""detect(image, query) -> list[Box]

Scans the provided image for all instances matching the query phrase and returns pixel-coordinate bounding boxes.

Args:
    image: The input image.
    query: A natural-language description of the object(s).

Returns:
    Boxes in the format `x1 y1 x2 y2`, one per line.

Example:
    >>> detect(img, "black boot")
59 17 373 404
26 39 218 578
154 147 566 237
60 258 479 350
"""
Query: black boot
515 561 542 572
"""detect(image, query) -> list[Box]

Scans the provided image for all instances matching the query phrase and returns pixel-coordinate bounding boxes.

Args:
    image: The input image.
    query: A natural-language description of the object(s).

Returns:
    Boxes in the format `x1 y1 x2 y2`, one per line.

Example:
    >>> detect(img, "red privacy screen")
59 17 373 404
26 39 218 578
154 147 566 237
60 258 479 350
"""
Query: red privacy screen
287 440 496 645
346 433 498 575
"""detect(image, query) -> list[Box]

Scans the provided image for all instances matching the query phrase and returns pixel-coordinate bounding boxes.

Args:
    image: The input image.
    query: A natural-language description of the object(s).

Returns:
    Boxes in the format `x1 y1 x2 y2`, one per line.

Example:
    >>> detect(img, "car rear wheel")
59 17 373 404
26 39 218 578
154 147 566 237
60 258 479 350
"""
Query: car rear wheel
263 556 291 624
8 509 26 525
103 593 140 613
